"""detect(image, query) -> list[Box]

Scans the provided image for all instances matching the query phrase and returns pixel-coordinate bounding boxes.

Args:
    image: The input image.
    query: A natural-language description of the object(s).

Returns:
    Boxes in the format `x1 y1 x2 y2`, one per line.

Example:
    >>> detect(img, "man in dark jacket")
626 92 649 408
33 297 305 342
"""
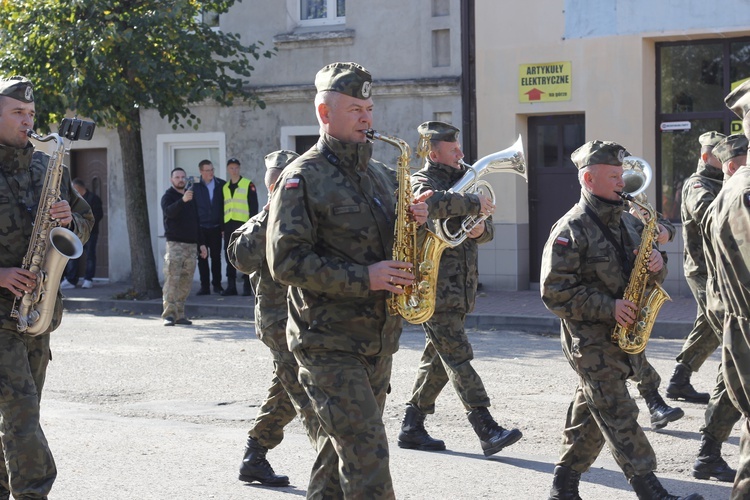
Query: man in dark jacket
61 178 103 289
193 159 225 295
161 167 207 326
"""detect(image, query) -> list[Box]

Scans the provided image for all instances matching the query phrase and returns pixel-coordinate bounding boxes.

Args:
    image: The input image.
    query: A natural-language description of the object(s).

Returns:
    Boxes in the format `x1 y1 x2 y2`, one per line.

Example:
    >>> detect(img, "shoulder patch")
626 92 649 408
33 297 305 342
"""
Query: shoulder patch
285 177 301 190
555 236 570 247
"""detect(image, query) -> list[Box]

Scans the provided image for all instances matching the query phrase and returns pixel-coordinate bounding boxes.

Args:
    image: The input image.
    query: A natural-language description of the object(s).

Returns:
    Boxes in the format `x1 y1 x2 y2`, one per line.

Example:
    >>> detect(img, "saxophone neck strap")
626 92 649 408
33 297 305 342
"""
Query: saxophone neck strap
583 204 632 278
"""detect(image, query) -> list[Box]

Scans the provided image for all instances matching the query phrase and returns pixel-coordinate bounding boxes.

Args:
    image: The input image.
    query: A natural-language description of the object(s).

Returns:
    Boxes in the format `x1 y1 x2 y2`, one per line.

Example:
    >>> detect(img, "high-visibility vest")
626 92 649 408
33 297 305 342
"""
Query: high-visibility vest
223 177 253 223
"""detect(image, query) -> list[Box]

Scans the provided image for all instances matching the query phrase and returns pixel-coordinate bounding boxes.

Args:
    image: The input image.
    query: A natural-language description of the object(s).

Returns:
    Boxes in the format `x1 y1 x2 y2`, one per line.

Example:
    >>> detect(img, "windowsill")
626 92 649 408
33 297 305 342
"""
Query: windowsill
273 28 355 49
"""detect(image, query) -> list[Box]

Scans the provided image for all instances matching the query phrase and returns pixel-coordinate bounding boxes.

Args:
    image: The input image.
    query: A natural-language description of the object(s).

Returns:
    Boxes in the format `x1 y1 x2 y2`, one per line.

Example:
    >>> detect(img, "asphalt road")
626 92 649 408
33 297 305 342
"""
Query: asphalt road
41 311 734 499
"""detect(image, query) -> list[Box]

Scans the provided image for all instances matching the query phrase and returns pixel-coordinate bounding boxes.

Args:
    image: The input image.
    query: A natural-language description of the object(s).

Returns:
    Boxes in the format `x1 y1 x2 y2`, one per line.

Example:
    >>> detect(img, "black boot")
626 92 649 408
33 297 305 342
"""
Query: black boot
643 390 684 430
221 277 238 296
242 275 253 296
397 403 446 451
666 363 710 404
629 472 703 499
692 433 736 482
467 406 522 457
548 465 582 500
238 437 290 487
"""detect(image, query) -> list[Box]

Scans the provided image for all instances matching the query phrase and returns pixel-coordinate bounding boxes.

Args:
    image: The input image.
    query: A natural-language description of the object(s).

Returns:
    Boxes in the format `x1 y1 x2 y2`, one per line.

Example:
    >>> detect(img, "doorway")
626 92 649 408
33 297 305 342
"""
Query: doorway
69 148 108 279
528 114 585 283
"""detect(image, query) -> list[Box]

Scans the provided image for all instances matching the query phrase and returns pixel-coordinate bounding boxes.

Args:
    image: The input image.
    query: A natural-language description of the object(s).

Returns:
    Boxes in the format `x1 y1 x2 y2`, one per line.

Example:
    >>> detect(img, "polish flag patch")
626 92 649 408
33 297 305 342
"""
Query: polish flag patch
555 236 570 247
692 182 703 189
285 177 301 190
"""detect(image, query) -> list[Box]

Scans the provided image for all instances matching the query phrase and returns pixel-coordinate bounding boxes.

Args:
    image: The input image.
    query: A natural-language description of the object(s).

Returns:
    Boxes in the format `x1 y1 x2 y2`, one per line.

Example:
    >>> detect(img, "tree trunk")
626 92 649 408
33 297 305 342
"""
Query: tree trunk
117 113 162 299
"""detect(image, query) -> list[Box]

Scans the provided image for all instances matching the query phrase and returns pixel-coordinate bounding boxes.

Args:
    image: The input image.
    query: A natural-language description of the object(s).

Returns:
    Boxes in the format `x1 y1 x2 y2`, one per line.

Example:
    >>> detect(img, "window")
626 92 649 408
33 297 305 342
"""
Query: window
198 10 219 28
656 37 750 220
299 0 345 26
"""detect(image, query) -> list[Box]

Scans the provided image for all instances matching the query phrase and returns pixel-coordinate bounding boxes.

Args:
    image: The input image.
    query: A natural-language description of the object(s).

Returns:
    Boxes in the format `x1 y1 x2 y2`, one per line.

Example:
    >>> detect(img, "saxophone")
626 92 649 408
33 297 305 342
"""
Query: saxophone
11 130 83 336
611 192 671 354
366 129 449 324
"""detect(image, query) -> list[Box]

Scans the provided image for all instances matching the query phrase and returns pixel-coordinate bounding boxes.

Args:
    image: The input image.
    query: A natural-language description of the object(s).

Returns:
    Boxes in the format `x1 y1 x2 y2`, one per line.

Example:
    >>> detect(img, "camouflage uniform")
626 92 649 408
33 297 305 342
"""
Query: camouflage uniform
160 185 202 322
677 159 724 371
267 132 401 499
227 209 321 450
0 143 94 498
541 189 668 480
708 164 750 498
406 158 494 413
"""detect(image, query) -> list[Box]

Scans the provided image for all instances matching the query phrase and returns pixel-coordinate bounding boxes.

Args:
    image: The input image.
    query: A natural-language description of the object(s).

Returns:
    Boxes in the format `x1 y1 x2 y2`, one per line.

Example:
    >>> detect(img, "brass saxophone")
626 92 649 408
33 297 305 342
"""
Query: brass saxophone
366 129 449 324
12 130 83 336
611 191 671 354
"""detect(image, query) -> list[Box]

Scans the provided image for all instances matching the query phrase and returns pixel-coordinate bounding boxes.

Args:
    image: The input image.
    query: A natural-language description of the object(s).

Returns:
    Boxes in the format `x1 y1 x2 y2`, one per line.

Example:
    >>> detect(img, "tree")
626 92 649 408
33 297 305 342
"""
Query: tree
0 0 274 298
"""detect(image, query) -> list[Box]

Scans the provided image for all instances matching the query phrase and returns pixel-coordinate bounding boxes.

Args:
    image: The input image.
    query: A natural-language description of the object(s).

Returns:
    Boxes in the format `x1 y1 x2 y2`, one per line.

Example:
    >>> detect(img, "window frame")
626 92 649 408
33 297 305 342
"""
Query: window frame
297 0 345 27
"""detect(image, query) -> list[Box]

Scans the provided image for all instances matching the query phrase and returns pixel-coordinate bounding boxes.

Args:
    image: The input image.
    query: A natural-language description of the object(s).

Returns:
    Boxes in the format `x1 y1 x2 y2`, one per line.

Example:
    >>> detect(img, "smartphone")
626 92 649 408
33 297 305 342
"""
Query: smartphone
59 118 96 141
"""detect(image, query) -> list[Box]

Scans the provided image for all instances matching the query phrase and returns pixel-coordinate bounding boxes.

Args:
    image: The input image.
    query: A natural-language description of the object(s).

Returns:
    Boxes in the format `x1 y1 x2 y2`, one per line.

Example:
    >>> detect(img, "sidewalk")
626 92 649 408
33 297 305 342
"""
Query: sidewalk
61 279 697 339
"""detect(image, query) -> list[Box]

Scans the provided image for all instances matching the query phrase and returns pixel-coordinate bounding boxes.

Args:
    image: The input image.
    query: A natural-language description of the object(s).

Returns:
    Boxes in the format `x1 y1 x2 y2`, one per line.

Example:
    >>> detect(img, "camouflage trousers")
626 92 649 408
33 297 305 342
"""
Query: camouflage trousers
248 347 322 451
558 372 657 479
722 312 750 499
407 311 490 413
701 363 741 443
676 276 721 372
162 241 197 321
628 354 661 397
295 349 393 500
0 330 56 499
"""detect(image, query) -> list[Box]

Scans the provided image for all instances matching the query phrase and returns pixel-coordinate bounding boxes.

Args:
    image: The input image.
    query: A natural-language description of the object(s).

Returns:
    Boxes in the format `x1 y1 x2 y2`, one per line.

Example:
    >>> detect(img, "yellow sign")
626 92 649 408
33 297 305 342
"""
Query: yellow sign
732 120 743 134
519 62 572 103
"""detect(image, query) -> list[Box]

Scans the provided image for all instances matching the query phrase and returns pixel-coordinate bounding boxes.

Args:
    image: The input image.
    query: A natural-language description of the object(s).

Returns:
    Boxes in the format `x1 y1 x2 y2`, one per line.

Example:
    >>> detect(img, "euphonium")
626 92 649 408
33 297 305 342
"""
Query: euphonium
435 135 526 246
611 156 671 354
366 129 449 324
12 130 83 336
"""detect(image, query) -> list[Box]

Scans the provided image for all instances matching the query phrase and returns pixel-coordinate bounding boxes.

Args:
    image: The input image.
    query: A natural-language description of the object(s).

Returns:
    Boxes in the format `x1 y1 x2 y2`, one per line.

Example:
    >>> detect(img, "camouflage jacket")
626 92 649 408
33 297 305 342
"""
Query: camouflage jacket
681 159 723 278
267 133 402 357
411 159 494 313
701 202 725 335
227 209 288 352
709 165 750 321
541 190 668 378
0 143 94 333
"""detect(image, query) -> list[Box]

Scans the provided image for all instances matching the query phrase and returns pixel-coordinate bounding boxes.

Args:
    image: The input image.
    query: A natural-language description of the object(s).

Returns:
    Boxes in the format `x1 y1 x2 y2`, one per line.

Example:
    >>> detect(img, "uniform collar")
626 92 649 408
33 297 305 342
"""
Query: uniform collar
320 132 373 172
581 189 624 226
696 159 724 181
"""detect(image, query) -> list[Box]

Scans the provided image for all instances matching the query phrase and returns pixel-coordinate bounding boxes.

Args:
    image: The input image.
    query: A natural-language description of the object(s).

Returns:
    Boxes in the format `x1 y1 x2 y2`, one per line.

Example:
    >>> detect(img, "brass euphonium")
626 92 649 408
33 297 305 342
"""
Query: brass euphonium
12 130 83 335
612 156 671 354
435 135 526 246
366 129 449 324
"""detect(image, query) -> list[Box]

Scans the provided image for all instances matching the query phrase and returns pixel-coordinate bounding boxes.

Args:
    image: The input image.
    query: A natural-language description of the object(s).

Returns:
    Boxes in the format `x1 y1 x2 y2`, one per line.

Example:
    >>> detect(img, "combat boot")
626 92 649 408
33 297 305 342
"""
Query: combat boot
221 277 238 296
666 363 710 404
397 403 446 451
629 472 703 499
238 437 290 487
548 465 582 500
467 406 523 457
643 390 684 430
692 433 736 482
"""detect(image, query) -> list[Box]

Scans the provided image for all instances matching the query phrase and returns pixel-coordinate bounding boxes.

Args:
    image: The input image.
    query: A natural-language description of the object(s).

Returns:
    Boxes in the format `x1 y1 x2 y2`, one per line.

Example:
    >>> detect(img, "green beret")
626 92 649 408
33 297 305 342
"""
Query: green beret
0 76 34 103
570 140 628 170
417 121 460 142
725 79 750 119
315 62 372 99
264 150 299 171
698 131 726 148
712 134 749 165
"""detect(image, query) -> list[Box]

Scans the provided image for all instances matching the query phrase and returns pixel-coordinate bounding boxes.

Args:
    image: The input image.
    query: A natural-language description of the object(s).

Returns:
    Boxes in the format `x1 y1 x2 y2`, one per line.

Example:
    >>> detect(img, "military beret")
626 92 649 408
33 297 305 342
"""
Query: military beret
570 140 628 170
0 76 34 103
417 121 460 142
698 131 726 148
712 134 749 165
314 62 372 99
264 150 299 171
725 79 750 119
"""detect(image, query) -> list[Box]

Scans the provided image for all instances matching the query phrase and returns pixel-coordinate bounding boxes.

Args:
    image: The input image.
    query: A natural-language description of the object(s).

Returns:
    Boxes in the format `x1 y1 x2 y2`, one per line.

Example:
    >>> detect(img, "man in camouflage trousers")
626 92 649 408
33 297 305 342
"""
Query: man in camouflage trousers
160 167 207 326
227 150 321 488
666 131 726 405
541 140 703 500
397 121 522 457
266 62 430 499
0 76 94 499
707 78 750 499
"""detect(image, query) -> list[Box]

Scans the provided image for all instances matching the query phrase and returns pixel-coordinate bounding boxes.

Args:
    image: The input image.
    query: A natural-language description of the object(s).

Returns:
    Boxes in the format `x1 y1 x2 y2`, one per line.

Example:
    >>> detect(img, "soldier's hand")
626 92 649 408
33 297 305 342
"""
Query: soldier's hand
182 190 194 203
49 200 73 227
615 299 637 326
0 267 37 297
409 191 432 225
199 245 208 259
467 220 485 239
368 260 414 293
477 194 495 217
657 224 669 245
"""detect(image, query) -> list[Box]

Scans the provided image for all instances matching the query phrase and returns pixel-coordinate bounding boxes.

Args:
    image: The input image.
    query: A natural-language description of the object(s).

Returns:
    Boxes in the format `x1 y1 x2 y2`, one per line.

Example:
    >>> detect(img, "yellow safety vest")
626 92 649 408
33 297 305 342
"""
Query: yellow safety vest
223 177 253 223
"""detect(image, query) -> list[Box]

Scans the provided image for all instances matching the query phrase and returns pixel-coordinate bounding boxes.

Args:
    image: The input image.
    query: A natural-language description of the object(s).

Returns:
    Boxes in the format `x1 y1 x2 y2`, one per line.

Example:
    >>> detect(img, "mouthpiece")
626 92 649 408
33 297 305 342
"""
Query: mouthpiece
616 191 633 202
